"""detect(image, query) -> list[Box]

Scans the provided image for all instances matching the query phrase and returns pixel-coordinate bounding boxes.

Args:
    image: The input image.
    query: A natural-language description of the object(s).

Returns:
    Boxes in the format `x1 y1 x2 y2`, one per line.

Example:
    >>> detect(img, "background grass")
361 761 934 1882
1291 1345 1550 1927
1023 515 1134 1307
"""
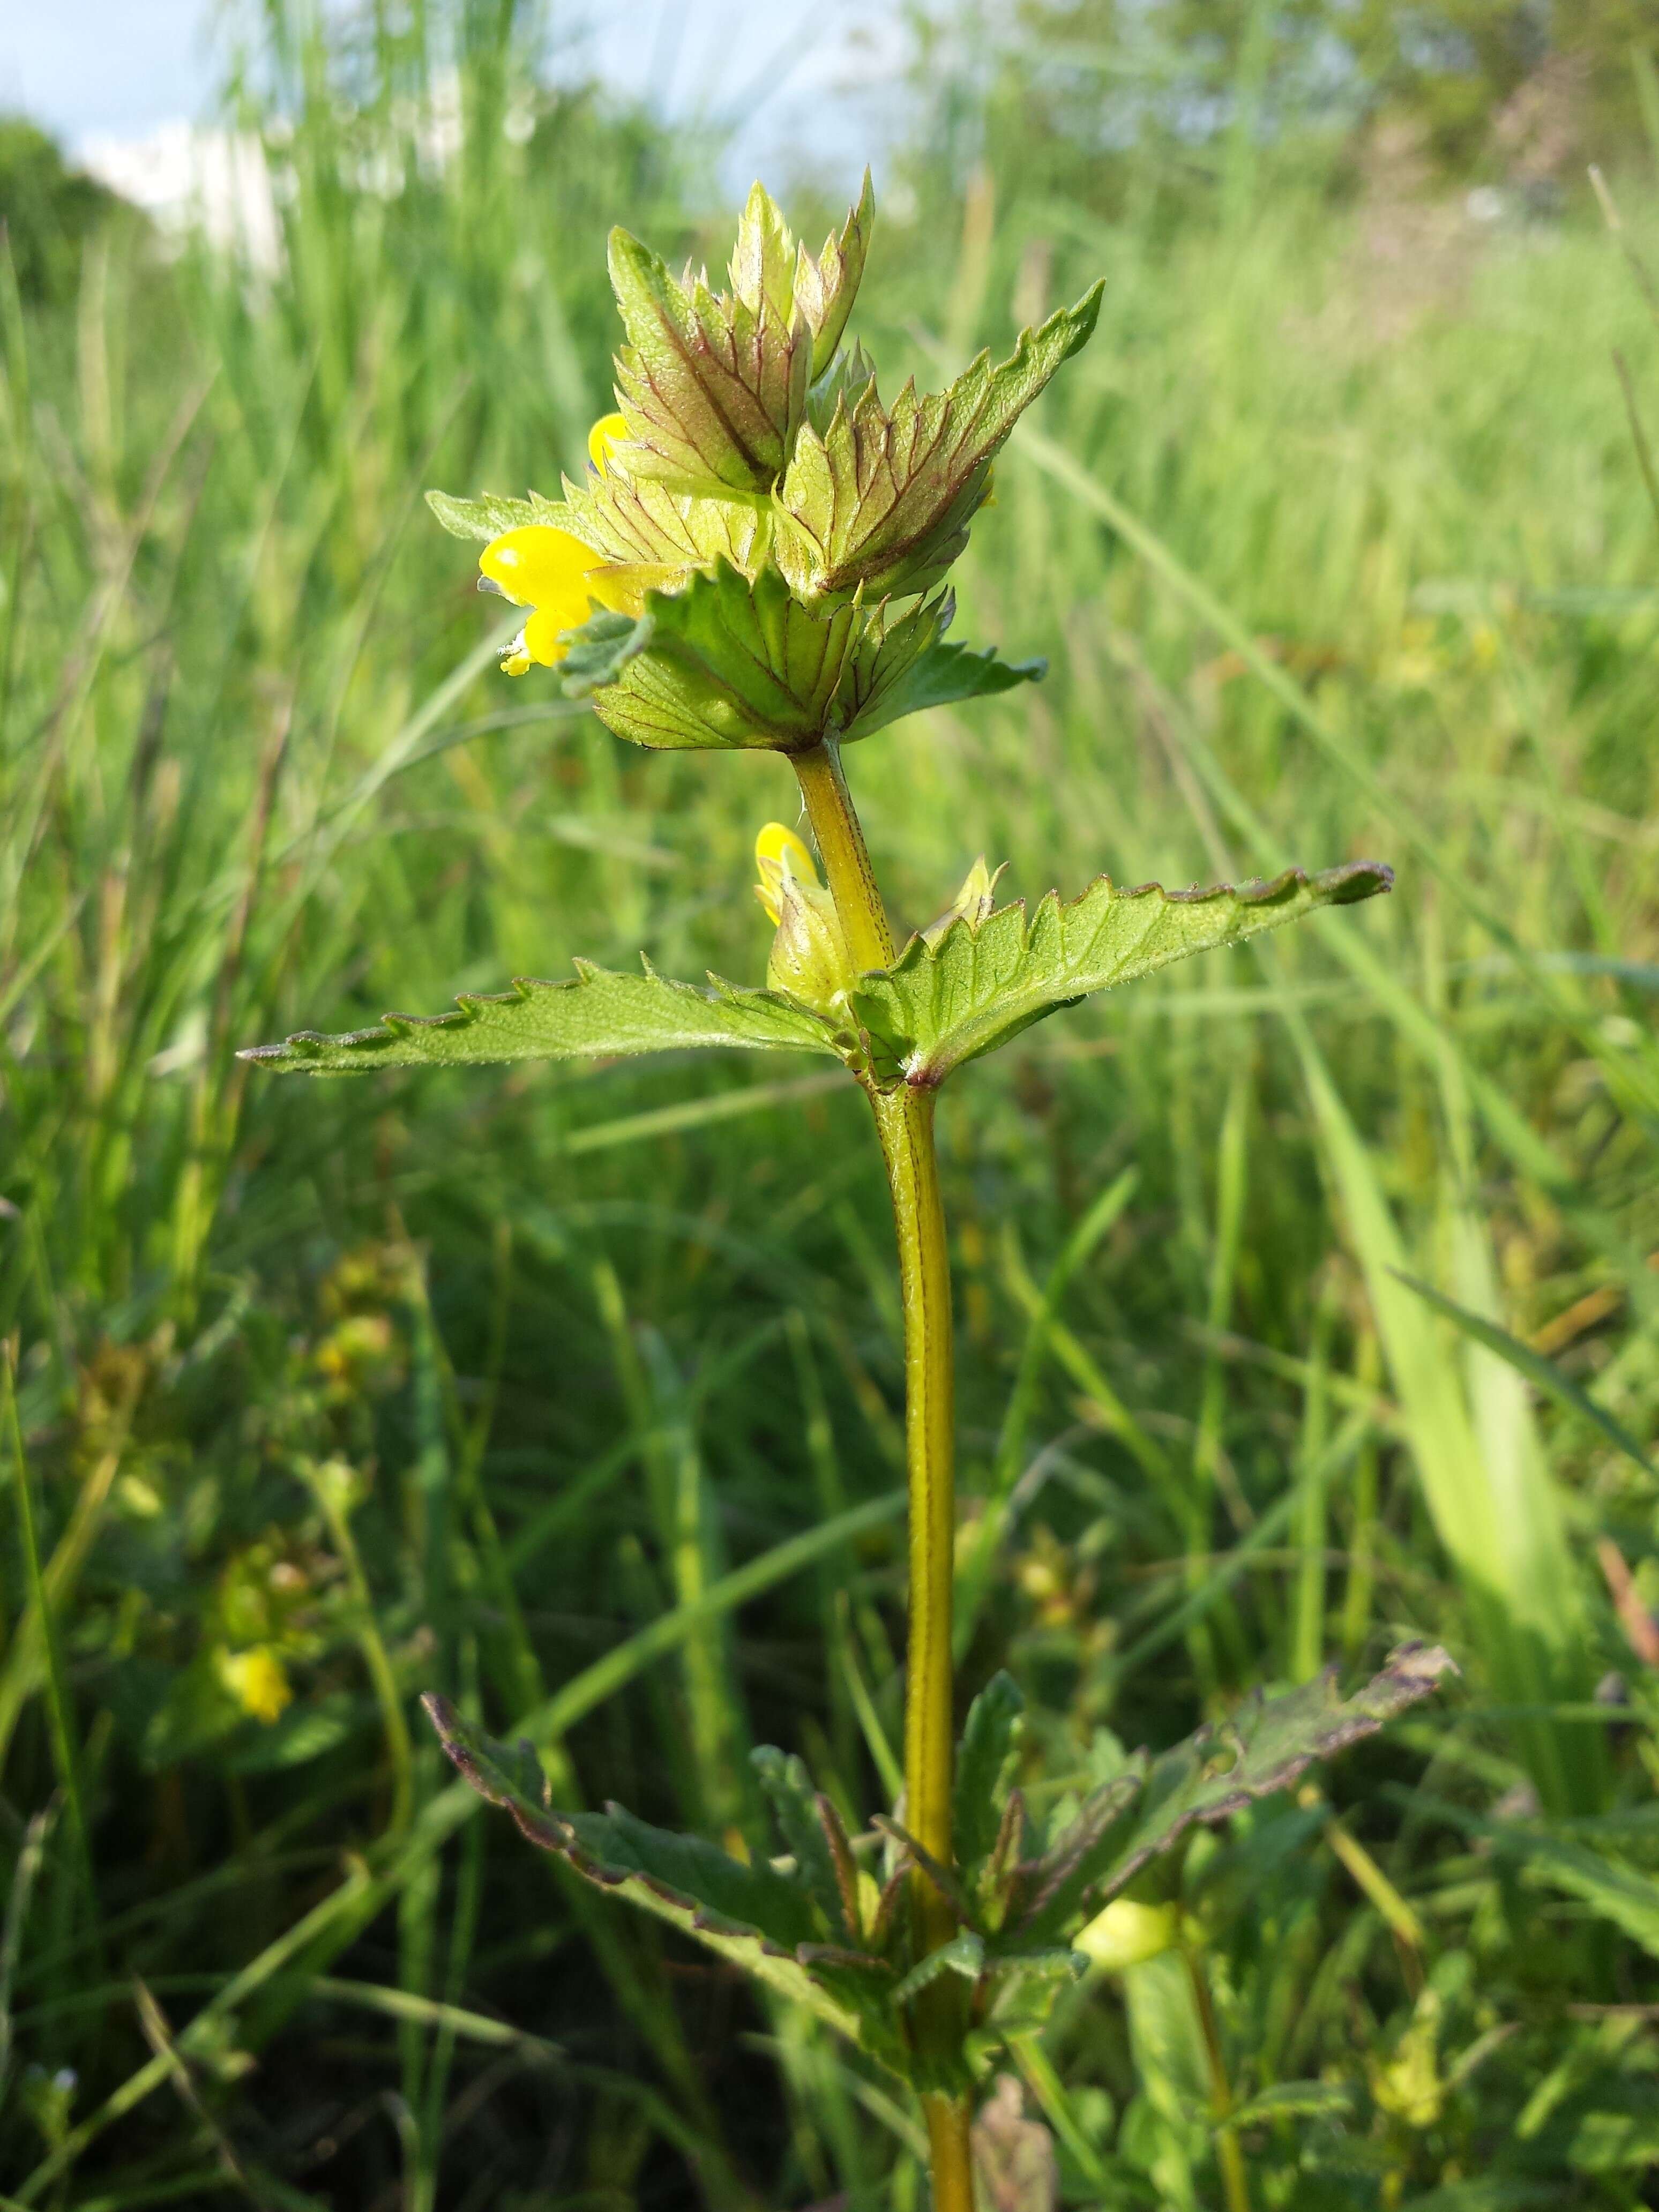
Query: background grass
4 4 1659 2206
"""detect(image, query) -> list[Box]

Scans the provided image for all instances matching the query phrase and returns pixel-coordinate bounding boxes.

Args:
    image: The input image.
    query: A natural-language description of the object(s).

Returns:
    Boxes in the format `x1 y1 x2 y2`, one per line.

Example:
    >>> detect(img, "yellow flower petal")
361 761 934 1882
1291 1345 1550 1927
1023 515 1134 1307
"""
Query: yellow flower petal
754 821 820 924
219 1646 293 1725
479 525 601 610
588 411 630 474
523 602 583 667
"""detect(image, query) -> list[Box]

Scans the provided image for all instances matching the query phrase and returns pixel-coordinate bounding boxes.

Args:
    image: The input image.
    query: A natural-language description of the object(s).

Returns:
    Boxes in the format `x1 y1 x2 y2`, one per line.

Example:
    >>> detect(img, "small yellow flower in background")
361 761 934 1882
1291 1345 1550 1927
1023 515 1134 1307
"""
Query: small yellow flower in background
1074 1896 1179 1972
219 1646 293 1725
587 410 629 474
753 822 854 1013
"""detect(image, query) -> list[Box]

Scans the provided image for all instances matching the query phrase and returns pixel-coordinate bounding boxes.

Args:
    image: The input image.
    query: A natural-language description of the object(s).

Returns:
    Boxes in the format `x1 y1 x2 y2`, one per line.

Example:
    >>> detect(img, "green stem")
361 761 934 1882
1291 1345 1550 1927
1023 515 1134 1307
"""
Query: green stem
1184 1943 1251 2212
793 741 974 2211
792 740 894 972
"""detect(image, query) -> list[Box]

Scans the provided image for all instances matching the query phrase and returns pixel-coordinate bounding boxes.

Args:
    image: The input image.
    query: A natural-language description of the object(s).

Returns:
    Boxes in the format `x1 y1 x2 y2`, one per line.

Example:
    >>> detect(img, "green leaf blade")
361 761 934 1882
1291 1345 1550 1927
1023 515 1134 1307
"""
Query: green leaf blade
1015 1642 1455 1944
775 282 1104 603
425 487 564 542
853 861 1394 1086
608 227 809 499
571 559 858 752
241 962 841 1075
954 1672 1025 1874
424 1699 864 2038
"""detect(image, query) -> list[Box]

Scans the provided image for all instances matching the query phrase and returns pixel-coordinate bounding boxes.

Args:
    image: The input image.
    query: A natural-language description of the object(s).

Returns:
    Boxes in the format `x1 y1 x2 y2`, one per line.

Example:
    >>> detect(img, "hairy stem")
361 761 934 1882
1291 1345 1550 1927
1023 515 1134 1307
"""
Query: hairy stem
793 741 972 2207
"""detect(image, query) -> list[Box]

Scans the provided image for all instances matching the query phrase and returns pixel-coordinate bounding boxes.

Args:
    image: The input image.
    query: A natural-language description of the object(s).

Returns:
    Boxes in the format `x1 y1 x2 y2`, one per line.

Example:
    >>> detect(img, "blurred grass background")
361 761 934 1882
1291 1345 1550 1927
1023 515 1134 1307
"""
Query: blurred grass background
4 1 1659 2204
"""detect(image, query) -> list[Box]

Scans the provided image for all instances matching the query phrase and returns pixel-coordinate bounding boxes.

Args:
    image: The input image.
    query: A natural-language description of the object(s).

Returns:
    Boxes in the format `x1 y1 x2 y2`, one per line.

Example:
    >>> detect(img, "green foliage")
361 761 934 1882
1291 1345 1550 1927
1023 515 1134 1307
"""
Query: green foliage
577 559 864 752
854 861 1393 1085
0 117 131 304
899 0 1659 217
432 1648 1451 2090
8 0 1659 2201
837 595 1046 744
242 959 839 1073
424 1697 879 2044
1015 1645 1456 1945
604 175 875 502
424 487 565 542
246 856 1389 1092
429 182 1091 757
550 566 1043 752
774 285 1104 604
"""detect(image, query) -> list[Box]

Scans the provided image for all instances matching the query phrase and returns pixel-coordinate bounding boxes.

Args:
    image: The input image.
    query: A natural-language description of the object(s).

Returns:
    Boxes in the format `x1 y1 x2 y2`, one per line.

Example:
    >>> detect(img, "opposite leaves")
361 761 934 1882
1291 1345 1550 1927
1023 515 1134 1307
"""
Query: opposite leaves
427 1645 1451 2087
553 562 1043 754
854 861 1395 1086
608 177 875 501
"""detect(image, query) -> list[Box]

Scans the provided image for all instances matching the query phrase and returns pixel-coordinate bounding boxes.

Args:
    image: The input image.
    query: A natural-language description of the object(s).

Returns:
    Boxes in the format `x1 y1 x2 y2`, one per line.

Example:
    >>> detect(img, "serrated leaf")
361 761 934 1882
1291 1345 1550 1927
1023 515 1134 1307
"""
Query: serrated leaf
814 587 1043 745
239 959 840 1075
795 172 875 376
979 1942 1088 1990
892 1929 985 2005
807 339 878 438
424 1696 871 2041
955 1672 1025 1874
841 634 1044 744
557 466 766 572
852 861 1395 1087
576 559 862 752
752 1746 851 1939
730 180 799 328
554 610 646 697
774 283 1104 603
608 225 810 498
1015 1643 1455 1943
425 487 564 542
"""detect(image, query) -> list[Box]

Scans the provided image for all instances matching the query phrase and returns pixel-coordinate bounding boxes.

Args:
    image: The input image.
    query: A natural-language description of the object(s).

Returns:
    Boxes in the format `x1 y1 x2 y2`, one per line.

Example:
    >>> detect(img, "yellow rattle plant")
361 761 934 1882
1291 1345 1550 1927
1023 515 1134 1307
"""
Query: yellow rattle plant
248 176 1450 2208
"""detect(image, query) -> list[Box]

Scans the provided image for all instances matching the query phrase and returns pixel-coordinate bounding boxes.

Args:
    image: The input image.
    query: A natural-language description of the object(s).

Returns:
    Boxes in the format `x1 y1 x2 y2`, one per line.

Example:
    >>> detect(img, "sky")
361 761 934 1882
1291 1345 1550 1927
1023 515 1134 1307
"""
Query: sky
0 0 905 201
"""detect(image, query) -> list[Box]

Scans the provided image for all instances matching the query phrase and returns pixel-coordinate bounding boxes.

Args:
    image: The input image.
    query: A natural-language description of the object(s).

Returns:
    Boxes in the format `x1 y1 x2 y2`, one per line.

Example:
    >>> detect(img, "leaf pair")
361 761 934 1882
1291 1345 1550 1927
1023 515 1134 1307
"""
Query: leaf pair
607 176 874 500
242 861 1393 1081
423 1643 1452 2087
556 562 1042 754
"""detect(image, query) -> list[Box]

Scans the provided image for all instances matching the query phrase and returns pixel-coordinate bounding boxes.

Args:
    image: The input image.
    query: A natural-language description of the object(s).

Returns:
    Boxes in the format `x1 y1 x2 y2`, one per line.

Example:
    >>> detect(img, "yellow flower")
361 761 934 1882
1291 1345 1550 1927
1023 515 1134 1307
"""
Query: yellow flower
480 525 620 677
477 413 696 676
219 1645 293 1725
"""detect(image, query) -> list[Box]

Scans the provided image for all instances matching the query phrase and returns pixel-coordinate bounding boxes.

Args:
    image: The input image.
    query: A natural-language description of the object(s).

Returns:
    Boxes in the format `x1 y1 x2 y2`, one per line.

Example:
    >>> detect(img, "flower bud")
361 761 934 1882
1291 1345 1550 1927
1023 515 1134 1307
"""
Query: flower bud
754 822 854 1015
1073 1896 1180 1973
923 854 1006 945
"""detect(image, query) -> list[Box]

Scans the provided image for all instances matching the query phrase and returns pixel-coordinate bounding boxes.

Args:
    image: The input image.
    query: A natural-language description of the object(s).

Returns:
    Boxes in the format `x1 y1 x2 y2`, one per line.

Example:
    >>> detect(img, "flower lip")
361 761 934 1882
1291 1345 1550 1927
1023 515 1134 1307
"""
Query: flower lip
479 525 600 610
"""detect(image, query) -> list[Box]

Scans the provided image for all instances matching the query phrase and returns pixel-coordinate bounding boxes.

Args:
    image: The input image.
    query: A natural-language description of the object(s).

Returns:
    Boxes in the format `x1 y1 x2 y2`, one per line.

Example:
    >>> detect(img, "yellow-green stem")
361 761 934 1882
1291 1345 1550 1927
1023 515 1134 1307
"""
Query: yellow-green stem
792 740 895 972
793 742 973 2210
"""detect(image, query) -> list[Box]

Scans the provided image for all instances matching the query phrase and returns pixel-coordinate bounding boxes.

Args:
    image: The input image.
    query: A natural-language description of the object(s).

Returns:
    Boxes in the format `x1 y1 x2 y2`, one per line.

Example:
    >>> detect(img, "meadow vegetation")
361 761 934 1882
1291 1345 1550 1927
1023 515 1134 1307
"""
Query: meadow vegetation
3 4 1659 2204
